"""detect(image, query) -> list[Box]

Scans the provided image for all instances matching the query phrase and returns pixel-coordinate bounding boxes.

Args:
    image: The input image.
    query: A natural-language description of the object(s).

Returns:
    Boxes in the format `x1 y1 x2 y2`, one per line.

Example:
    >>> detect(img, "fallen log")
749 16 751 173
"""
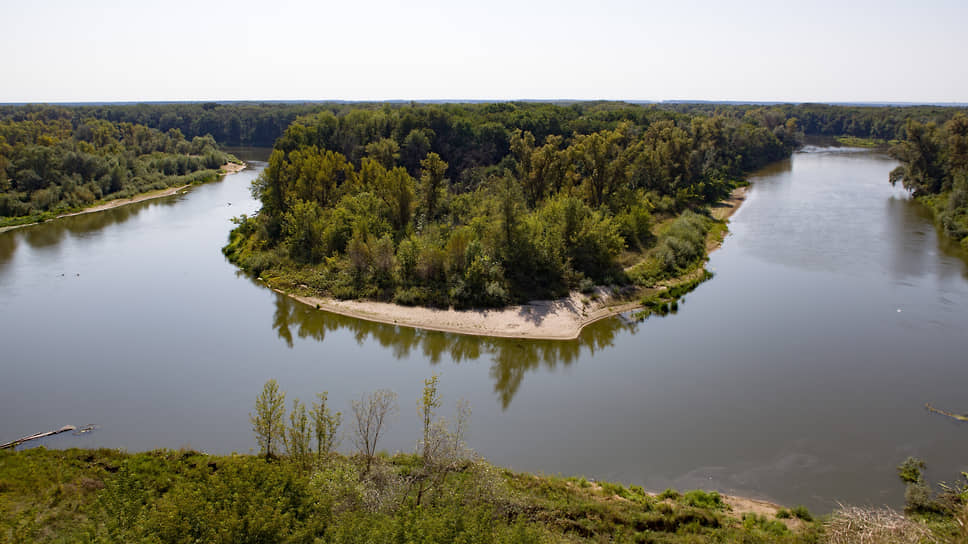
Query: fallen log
0 425 76 449
925 403 968 422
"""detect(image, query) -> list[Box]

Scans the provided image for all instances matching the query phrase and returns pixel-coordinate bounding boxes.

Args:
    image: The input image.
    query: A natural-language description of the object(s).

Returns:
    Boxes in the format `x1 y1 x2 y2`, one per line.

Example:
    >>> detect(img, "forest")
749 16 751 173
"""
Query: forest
223 102 801 308
0 111 236 227
888 114 968 249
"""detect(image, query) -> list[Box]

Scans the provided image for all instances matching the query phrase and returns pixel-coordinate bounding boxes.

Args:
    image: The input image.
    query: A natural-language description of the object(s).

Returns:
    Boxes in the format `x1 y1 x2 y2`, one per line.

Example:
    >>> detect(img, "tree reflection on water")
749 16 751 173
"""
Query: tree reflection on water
268 290 638 409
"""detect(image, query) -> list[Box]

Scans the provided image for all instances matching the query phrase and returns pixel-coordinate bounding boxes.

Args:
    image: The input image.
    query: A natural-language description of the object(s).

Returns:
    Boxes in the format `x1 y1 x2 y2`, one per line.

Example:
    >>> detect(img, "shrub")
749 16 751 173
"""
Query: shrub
790 505 813 521
897 457 925 484
682 489 724 510
658 488 680 501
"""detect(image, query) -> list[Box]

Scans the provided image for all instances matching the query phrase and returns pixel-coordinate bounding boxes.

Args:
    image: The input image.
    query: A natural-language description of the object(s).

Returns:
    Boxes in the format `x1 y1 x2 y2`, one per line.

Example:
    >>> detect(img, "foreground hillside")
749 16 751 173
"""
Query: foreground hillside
3 378 965 543
2 446 825 543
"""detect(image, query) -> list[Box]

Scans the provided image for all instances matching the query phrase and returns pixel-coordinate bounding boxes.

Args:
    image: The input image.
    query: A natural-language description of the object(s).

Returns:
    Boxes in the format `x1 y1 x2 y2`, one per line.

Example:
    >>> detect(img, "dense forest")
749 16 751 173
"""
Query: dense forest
4 101 965 149
0 112 236 227
0 102 321 148
223 102 801 307
888 114 968 250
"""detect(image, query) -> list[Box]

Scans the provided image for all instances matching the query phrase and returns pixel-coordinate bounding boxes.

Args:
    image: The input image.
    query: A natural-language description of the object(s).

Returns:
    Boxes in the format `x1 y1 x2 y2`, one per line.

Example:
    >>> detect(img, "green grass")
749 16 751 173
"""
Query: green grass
834 136 899 148
1 447 823 543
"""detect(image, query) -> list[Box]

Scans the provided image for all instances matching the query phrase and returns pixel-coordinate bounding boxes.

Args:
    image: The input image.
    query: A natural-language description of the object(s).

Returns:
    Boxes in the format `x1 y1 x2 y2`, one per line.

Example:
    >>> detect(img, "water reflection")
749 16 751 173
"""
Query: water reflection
885 194 968 281
268 290 637 408
0 193 183 258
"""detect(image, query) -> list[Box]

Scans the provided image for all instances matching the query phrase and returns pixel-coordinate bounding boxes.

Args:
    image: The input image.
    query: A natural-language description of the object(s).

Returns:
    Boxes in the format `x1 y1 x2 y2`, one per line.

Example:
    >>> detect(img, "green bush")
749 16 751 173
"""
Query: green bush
682 489 724 510
790 505 813 521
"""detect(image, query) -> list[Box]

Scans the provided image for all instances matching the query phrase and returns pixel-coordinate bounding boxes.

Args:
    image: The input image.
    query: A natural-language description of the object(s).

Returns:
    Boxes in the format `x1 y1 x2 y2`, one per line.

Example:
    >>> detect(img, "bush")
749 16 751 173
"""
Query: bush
658 488 680 501
682 489 724 510
898 457 925 484
790 505 813 521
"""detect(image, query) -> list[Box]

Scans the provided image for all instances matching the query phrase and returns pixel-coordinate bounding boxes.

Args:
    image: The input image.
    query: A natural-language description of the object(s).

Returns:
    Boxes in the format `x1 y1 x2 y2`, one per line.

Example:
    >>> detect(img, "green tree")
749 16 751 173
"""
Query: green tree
311 391 342 462
890 121 943 195
285 398 312 472
250 379 286 459
419 375 442 464
364 137 400 169
419 152 448 219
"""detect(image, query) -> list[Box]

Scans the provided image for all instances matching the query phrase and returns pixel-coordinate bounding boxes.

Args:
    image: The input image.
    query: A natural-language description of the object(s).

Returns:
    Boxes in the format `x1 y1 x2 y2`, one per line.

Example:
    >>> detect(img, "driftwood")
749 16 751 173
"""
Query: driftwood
0 425 76 449
925 403 968 422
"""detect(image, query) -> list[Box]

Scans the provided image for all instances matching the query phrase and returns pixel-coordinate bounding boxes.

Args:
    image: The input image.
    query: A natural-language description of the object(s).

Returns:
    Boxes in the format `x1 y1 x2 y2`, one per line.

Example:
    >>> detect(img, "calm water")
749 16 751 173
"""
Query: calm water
2 147 967 512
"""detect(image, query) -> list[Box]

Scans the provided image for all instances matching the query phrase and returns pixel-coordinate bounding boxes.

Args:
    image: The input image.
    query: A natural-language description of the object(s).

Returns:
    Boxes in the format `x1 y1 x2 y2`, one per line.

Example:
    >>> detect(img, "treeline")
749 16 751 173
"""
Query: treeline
0 102 324 147
889 114 968 249
7 101 963 151
0 117 235 225
663 102 967 141
225 103 799 307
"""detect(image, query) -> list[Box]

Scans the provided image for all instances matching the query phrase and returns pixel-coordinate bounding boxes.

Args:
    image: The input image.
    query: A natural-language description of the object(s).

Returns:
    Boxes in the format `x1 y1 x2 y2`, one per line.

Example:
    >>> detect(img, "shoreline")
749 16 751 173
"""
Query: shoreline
273 185 751 341
0 162 246 235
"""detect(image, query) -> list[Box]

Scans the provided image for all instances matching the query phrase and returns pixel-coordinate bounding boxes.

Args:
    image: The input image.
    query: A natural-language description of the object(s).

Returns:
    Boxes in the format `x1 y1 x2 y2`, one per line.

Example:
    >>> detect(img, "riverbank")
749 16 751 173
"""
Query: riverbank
270 185 750 340
0 162 246 234
0 446 823 543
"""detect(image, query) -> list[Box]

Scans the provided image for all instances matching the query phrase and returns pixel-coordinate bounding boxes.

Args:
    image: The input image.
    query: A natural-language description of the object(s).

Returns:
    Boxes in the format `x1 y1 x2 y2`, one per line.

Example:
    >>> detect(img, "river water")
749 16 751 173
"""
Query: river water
1 147 966 512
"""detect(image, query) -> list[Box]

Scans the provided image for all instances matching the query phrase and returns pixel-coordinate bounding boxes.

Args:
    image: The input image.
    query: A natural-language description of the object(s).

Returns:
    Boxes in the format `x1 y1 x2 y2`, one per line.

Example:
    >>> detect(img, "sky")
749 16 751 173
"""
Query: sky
2 0 967 103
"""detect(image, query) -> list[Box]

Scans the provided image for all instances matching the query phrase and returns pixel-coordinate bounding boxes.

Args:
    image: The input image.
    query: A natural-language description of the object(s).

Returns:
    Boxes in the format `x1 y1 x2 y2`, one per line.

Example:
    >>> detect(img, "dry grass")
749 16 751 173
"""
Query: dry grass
825 505 941 544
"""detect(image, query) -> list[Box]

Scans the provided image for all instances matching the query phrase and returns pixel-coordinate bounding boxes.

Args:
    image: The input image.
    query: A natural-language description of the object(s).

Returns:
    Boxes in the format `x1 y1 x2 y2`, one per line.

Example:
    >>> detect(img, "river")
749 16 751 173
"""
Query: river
1 146 966 512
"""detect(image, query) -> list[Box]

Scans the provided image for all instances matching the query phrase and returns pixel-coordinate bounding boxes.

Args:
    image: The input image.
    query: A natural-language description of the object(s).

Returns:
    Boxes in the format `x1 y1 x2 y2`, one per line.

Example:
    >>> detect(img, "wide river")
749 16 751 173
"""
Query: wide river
2 147 966 512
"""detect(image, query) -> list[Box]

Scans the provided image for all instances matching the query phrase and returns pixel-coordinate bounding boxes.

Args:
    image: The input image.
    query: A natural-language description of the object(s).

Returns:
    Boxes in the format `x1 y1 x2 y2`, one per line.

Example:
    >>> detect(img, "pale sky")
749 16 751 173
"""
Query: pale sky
2 0 967 103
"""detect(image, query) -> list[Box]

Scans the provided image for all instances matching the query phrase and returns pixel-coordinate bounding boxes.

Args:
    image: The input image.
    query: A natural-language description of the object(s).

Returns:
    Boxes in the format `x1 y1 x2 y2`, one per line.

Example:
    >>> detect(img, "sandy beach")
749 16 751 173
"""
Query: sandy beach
0 162 246 234
275 185 751 340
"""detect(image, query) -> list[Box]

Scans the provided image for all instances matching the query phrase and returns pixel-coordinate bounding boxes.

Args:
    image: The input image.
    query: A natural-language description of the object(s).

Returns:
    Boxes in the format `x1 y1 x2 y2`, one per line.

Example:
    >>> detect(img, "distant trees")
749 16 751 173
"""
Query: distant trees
0 116 234 224
890 114 968 248
226 101 811 307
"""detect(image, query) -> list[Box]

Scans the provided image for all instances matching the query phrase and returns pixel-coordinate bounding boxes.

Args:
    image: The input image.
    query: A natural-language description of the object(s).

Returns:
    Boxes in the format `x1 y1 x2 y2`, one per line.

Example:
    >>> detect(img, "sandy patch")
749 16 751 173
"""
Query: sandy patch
57 184 191 219
274 184 752 340
711 185 748 221
281 287 640 341
0 161 246 234
723 494 804 531
220 162 246 175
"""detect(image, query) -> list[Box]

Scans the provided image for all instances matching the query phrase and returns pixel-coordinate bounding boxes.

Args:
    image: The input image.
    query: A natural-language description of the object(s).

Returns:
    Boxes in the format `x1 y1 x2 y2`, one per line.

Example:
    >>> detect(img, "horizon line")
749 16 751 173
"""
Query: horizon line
2 99 968 108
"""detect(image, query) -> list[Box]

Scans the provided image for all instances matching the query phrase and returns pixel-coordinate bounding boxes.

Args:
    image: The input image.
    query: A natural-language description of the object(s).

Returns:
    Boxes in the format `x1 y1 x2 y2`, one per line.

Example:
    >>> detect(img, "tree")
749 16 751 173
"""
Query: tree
419 375 442 464
413 375 474 505
250 379 286 459
419 152 448 219
365 138 400 169
374 167 416 232
311 391 342 462
285 398 312 472
351 389 398 473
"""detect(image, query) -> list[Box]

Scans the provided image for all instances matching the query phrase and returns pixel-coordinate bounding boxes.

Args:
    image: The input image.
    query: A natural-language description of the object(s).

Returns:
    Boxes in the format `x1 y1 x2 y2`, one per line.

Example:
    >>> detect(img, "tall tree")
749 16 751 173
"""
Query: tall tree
351 389 398 474
311 391 342 462
250 379 286 460
419 152 448 220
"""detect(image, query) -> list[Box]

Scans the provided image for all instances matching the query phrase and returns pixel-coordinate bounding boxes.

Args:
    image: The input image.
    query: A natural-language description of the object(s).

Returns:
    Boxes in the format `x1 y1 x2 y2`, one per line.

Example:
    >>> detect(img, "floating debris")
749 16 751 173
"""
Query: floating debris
925 403 968 422
72 424 99 435
1 425 76 449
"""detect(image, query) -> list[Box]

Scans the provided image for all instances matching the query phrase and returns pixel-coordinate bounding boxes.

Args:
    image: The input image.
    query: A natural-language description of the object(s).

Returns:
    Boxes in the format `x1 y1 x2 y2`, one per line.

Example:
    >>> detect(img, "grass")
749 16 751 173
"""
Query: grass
1 447 825 543
834 136 900 148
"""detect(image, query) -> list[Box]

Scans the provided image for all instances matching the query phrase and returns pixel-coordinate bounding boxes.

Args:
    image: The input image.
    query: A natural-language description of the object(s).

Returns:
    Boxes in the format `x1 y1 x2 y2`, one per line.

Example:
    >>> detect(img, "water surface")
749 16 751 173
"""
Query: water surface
1 147 966 512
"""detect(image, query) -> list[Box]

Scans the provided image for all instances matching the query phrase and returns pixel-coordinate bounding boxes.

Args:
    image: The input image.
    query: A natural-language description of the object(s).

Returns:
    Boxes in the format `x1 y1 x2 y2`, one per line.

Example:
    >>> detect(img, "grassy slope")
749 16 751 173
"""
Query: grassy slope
1 447 822 543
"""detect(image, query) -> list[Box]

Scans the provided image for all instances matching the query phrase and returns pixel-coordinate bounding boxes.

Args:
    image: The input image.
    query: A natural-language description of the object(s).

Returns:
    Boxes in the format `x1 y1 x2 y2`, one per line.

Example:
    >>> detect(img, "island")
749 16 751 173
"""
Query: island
222 103 794 336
